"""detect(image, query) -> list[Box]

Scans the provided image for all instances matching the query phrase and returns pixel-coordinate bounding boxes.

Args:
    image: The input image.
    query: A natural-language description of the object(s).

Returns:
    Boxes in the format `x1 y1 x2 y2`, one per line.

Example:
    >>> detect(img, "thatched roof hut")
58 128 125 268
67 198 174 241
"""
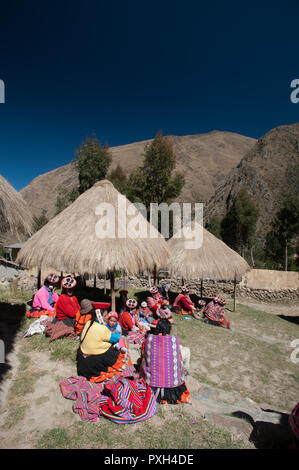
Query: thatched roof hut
17 180 170 308
0 174 33 242
166 221 250 281
164 221 250 309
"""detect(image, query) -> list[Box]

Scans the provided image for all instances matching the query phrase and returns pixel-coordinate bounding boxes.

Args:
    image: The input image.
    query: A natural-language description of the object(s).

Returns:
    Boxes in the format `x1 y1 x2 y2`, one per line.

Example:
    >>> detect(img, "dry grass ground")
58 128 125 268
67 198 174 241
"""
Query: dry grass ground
0 287 298 449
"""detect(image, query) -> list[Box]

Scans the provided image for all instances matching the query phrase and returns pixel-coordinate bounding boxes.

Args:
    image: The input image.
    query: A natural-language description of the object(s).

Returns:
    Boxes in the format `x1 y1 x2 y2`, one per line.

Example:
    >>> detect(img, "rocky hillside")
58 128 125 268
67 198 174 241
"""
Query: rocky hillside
204 123 299 237
20 131 256 219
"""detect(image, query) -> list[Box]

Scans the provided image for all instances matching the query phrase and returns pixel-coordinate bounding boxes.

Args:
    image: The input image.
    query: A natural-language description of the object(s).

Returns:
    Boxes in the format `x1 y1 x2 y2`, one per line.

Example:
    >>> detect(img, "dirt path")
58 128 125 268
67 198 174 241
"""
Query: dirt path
1 336 294 449
0 342 78 449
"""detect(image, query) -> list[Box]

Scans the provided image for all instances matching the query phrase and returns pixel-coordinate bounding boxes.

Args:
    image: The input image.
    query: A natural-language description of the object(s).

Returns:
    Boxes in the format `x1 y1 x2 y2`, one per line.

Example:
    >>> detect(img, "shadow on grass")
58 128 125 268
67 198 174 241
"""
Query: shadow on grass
0 301 26 385
278 315 299 326
231 410 293 449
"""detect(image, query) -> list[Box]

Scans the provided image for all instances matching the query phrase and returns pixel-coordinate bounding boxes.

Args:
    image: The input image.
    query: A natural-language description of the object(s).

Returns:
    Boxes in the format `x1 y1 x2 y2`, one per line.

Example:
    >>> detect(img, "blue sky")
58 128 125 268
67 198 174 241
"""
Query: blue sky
0 0 298 190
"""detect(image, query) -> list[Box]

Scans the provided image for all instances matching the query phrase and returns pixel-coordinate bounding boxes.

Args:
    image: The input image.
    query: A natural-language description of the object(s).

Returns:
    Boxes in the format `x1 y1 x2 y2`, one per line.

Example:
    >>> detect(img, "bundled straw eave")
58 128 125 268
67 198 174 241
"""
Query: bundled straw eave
0 174 33 242
164 221 250 281
17 180 170 276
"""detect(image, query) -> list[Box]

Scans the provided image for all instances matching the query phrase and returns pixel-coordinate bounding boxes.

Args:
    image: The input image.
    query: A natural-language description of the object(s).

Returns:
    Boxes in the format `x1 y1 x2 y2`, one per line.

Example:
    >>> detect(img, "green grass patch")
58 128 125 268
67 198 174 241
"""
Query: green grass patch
35 414 251 449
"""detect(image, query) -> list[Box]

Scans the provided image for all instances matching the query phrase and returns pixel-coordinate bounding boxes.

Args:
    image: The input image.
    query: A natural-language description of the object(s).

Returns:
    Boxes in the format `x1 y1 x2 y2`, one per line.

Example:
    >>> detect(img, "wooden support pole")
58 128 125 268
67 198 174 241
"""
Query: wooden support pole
37 269 41 289
94 275 97 289
233 274 237 312
104 274 107 295
200 279 203 299
148 271 151 287
153 264 157 286
124 271 127 290
110 271 115 311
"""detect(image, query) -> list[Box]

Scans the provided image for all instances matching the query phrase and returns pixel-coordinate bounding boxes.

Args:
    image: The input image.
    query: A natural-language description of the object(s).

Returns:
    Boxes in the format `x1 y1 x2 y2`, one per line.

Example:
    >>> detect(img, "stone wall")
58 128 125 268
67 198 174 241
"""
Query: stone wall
110 270 299 302
0 262 298 303
0 258 37 292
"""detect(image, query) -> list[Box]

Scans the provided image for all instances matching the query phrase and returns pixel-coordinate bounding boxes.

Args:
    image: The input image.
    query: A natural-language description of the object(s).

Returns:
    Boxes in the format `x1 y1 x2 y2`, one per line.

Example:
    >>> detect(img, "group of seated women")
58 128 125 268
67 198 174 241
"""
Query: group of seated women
28 273 230 405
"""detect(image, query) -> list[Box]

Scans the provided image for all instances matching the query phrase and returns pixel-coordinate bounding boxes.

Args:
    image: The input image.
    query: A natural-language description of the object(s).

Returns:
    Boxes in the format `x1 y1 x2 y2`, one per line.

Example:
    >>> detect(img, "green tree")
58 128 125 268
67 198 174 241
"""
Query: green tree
107 164 129 194
220 190 259 258
55 186 80 215
265 196 299 271
128 132 185 210
205 217 222 239
32 209 48 233
73 134 112 194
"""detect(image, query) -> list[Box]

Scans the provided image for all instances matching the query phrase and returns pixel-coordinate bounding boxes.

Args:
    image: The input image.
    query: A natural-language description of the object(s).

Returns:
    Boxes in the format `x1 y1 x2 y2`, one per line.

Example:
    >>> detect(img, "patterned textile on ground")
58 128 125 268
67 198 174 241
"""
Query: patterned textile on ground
23 315 49 337
59 376 109 422
89 342 136 383
172 306 192 315
44 318 77 342
100 376 157 424
289 402 299 442
60 375 157 424
203 302 230 328
141 333 190 404
26 308 56 318
127 330 146 346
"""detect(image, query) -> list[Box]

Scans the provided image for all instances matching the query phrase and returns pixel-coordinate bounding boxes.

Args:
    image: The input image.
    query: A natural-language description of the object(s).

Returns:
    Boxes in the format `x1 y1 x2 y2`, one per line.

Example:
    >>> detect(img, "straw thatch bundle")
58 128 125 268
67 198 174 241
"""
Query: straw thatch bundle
0 174 33 242
165 221 250 281
16 180 170 276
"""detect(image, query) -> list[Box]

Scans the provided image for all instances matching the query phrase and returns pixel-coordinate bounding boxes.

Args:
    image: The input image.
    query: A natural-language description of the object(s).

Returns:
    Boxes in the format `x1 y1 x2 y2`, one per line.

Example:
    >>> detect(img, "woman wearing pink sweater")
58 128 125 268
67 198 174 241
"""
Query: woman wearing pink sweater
32 274 59 313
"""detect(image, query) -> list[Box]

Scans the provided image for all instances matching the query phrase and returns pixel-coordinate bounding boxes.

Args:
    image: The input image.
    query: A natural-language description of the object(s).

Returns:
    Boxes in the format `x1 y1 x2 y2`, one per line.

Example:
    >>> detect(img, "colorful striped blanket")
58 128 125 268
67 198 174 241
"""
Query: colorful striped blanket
142 334 184 388
60 376 108 422
100 376 157 424
127 330 146 346
60 375 157 424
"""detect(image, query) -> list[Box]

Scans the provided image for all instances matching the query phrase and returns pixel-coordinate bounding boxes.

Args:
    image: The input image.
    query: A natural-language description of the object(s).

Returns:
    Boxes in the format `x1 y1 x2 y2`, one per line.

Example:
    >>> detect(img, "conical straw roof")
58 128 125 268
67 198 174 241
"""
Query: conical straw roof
17 180 170 275
0 174 33 241
165 221 250 280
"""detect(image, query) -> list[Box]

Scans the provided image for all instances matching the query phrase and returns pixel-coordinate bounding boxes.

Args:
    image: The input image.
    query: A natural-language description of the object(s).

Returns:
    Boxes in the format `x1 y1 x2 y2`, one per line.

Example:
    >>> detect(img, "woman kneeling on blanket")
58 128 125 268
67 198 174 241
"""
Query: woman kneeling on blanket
76 308 122 381
140 318 190 404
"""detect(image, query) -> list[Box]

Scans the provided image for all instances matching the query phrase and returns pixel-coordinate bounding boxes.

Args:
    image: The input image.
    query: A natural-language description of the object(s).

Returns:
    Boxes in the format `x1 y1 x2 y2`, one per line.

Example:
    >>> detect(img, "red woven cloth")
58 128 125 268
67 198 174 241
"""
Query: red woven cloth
44 321 76 342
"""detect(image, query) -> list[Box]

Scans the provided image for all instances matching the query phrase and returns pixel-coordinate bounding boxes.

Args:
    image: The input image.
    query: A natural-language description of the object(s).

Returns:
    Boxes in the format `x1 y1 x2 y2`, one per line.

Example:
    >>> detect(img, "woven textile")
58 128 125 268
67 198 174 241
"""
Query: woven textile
26 308 56 318
60 376 108 422
204 301 230 328
44 320 76 342
60 375 157 424
289 402 299 440
100 376 157 424
143 334 184 388
127 330 146 346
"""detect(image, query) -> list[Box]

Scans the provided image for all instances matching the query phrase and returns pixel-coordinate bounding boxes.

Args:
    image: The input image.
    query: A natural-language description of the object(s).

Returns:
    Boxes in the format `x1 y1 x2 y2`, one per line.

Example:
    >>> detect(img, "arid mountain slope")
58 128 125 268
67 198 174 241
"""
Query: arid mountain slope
205 123 299 237
20 131 256 219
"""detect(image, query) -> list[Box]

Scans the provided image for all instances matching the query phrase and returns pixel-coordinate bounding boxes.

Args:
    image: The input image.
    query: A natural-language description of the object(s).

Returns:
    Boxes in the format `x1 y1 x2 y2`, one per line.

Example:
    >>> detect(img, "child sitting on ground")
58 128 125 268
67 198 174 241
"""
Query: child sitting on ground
138 301 153 323
105 311 127 354
155 299 174 323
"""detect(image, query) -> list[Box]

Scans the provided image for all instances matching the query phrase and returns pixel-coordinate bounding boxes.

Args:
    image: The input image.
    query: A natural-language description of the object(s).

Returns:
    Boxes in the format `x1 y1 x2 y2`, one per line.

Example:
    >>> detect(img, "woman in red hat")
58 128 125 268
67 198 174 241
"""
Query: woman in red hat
29 273 60 317
55 276 81 327
172 286 201 319
146 286 163 313
203 297 230 328
119 298 142 336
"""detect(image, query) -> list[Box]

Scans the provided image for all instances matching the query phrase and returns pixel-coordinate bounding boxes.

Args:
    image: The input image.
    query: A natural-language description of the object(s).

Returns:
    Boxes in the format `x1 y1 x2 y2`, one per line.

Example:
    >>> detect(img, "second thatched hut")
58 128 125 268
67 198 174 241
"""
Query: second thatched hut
164 221 250 309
